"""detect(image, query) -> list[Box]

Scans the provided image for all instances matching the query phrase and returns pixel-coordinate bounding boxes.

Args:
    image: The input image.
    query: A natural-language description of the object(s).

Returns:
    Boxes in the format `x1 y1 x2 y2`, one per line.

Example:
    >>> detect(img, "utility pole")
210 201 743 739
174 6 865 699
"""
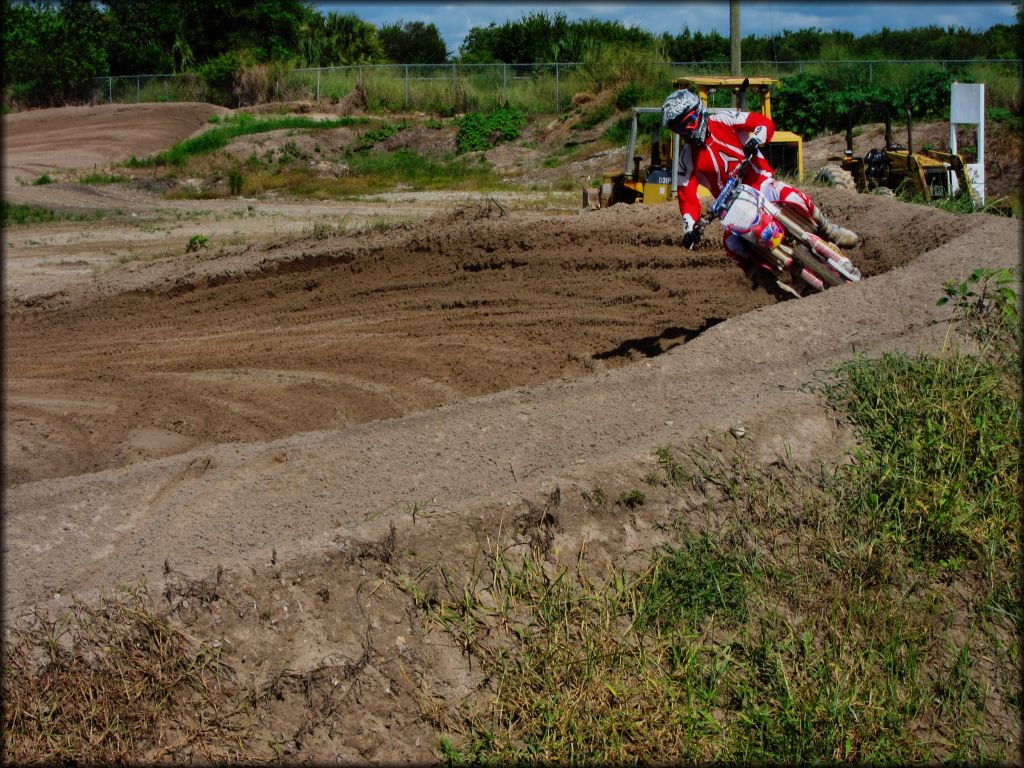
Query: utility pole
730 0 742 107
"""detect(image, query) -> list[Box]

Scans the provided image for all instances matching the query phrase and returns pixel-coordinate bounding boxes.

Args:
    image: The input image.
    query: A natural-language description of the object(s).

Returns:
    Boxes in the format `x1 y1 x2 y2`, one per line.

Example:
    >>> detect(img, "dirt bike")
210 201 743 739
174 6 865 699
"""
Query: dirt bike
692 156 861 298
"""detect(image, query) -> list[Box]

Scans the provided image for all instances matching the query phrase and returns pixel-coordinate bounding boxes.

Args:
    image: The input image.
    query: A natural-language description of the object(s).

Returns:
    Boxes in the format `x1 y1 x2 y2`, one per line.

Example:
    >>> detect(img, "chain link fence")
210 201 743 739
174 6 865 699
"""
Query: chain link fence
90 59 1023 113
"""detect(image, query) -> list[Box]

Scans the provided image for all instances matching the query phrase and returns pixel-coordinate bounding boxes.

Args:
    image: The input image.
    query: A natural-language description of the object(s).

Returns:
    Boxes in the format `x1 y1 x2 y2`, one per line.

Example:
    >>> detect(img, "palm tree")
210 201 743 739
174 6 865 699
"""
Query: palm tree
303 12 384 66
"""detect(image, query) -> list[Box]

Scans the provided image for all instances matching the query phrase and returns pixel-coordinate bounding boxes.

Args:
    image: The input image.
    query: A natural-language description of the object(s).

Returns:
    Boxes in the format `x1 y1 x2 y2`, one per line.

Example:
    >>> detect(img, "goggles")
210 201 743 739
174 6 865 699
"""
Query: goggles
669 110 701 134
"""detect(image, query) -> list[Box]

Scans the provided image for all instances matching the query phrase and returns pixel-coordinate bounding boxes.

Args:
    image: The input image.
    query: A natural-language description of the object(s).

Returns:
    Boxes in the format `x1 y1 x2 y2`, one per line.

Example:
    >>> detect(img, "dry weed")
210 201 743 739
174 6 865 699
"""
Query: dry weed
2 582 248 764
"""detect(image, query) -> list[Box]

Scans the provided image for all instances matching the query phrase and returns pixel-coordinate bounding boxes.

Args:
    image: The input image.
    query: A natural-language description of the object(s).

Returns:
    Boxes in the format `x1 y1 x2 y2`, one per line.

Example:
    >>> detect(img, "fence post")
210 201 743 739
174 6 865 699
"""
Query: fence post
869 61 873 84
108 76 113 103
405 64 409 108
136 76 141 102
316 67 321 102
503 63 508 105
555 62 560 113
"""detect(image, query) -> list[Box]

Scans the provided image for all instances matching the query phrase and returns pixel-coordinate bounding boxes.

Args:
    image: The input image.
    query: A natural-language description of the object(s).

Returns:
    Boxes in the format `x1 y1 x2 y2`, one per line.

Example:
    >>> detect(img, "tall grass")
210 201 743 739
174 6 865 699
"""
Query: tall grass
216 147 505 199
824 349 1019 563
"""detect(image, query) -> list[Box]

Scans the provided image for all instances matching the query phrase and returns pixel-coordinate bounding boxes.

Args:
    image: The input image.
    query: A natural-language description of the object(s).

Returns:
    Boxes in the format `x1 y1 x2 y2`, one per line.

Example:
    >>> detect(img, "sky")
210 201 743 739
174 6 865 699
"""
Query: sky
313 2 1019 58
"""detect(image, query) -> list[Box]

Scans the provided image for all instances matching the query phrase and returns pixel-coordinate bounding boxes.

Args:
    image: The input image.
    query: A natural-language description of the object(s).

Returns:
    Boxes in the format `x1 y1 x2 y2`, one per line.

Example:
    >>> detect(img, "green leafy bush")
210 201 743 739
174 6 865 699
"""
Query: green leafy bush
186 234 210 252
3 2 107 107
198 51 241 106
355 121 404 150
456 106 525 153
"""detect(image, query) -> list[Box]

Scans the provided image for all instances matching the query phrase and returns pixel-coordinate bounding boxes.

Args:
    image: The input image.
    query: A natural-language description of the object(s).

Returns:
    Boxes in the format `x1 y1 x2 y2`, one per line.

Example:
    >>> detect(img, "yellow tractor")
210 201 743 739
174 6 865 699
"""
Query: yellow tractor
583 75 803 210
582 106 675 209
815 102 972 201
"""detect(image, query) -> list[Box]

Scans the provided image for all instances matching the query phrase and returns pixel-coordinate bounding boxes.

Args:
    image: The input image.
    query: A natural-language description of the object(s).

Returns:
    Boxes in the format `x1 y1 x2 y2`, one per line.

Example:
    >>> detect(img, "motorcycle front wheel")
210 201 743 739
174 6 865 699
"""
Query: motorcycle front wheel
791 243 848 288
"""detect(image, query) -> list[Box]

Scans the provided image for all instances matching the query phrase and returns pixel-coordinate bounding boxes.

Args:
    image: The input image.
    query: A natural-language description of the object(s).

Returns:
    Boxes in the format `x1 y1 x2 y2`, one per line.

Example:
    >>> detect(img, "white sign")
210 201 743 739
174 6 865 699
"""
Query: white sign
950 82 985 204
951 82 984 123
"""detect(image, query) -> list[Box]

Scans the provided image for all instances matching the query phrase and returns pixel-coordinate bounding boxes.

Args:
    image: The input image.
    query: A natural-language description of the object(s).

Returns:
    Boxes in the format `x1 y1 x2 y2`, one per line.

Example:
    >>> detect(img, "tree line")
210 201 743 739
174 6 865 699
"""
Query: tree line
4 2 1021 107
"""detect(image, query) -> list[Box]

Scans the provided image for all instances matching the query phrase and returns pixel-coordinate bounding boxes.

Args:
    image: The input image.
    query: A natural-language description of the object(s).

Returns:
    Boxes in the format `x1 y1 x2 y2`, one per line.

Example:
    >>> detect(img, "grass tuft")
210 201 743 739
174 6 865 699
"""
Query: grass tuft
1 201 106 227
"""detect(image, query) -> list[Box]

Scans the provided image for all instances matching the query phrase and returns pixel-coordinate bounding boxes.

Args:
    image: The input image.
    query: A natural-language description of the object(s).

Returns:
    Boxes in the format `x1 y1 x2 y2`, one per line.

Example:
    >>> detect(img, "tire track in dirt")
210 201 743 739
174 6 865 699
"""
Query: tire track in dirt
4 191 975 487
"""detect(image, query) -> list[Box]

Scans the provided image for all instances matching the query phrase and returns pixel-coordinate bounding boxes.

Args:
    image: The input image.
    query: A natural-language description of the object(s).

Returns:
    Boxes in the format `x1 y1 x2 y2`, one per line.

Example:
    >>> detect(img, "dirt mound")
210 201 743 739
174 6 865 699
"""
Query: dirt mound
2 102 230 185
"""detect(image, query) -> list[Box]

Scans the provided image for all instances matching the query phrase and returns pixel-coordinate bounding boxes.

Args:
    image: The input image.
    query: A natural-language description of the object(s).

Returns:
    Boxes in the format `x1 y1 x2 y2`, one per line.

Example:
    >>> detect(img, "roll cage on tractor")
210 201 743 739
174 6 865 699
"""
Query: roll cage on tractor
814 101 972 202
582 76 804 210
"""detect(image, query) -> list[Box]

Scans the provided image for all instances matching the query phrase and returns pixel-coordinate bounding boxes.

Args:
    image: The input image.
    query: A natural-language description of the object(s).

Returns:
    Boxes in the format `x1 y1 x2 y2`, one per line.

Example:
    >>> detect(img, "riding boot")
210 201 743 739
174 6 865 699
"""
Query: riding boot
813 208 860 248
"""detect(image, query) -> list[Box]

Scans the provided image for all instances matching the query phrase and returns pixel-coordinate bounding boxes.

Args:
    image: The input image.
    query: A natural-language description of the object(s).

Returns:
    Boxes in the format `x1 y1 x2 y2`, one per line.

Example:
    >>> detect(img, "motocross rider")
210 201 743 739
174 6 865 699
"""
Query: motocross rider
661 88 860 276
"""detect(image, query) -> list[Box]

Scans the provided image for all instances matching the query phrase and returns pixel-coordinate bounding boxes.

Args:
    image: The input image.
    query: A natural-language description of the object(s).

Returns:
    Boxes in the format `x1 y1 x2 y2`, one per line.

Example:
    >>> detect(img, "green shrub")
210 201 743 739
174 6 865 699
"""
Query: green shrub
456 106 525 153
355 121 404 150
186 234 210 252
198 51 241 106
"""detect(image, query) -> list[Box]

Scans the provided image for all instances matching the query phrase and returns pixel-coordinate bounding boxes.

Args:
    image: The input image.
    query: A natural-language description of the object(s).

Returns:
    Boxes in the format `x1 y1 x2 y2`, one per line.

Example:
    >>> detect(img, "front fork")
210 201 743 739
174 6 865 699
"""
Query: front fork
765 243 826 291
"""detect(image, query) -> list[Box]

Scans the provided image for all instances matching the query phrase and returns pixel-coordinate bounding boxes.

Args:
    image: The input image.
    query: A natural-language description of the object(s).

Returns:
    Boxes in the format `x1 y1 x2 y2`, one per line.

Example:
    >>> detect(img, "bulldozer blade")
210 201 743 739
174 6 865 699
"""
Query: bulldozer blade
582 187 602 210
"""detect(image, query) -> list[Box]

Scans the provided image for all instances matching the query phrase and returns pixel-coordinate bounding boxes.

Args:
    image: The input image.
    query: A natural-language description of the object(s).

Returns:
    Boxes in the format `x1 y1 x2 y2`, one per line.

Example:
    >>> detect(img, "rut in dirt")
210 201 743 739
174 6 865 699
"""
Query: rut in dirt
3 190 976 486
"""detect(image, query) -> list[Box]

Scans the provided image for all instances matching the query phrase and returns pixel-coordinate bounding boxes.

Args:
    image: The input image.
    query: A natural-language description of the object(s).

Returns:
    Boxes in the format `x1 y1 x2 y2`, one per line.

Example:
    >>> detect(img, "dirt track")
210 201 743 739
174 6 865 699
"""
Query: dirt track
2 103 1019 761
2 193 978 487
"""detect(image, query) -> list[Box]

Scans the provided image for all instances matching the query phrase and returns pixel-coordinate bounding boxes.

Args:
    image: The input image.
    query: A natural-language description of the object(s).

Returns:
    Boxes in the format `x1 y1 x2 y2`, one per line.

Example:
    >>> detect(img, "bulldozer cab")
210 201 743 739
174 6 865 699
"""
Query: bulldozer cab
617 106 674 204
583 107 675 209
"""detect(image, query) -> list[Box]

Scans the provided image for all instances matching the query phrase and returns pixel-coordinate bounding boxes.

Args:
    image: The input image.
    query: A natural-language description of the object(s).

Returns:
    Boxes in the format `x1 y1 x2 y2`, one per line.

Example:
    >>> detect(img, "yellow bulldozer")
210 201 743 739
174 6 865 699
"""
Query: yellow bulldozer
814 102 972 201
582 75 804 210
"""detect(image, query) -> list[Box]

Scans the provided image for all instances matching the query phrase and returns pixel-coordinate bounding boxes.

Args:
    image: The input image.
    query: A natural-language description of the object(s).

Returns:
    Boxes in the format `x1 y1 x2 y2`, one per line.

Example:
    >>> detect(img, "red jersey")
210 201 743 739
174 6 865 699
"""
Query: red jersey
675 110 775 228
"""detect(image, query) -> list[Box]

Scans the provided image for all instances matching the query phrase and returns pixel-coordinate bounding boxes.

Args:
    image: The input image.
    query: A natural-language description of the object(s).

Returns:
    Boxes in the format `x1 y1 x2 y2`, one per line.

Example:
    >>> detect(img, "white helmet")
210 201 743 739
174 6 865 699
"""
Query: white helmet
662 89 709 146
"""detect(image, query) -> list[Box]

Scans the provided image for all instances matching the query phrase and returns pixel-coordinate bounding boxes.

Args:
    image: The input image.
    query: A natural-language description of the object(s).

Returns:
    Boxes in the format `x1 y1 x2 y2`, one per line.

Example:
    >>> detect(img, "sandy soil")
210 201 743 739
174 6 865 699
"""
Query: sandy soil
2 102 1019 762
